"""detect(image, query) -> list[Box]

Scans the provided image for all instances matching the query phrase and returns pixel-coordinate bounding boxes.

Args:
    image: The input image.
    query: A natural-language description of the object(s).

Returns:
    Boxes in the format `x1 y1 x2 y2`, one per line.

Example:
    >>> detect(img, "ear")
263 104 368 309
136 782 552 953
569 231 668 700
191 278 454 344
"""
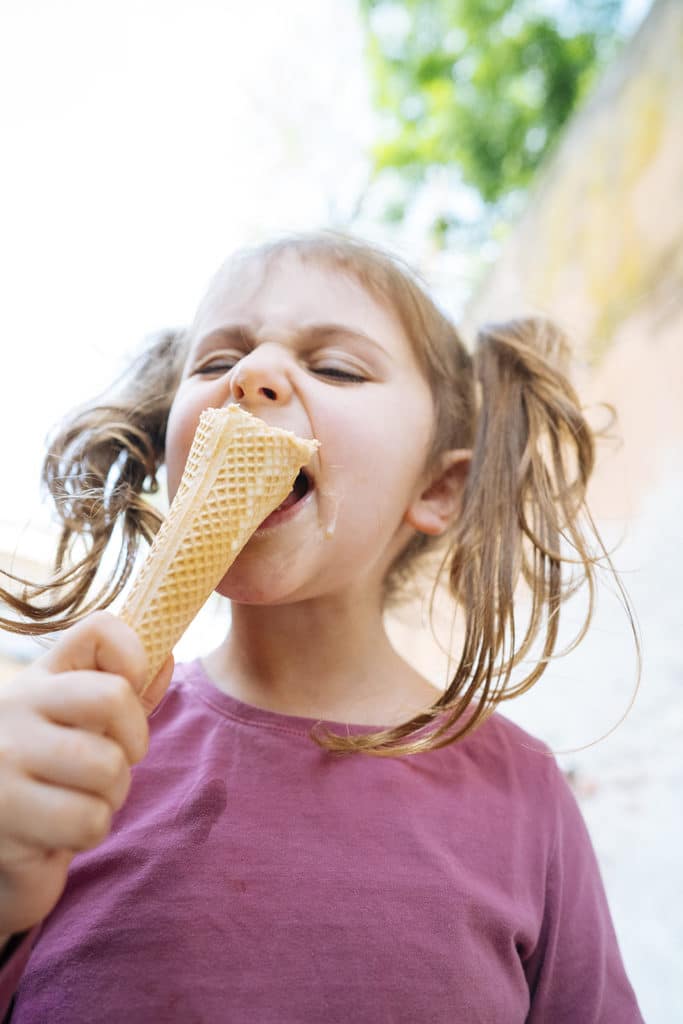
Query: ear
404 449 471 537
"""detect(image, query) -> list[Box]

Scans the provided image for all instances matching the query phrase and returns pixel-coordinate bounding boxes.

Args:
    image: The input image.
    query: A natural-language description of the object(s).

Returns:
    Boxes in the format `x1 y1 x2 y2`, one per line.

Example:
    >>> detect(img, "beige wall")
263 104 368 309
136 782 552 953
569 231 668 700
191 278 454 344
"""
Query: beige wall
388 0 683 678
460 0 683 522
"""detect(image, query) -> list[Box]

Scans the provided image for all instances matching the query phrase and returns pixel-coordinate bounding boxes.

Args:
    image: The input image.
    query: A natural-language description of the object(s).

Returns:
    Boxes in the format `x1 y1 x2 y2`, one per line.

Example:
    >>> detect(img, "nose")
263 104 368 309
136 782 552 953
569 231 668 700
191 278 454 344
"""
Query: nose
229 344 293 407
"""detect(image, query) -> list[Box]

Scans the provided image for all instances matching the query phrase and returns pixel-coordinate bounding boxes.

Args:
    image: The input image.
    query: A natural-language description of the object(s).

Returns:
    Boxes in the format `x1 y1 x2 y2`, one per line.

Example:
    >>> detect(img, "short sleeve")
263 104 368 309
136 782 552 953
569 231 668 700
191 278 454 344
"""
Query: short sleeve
523 767 644 1023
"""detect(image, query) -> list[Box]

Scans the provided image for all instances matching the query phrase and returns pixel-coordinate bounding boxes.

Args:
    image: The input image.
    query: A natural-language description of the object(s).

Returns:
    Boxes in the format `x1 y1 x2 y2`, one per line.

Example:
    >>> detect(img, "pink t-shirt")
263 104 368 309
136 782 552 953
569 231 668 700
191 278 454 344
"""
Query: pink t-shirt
1 660 642 1022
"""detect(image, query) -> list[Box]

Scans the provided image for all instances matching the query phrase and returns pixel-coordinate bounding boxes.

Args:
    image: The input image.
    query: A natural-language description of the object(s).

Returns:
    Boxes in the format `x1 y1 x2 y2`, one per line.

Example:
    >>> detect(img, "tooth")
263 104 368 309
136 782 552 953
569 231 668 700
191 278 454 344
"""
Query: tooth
120 405 318 693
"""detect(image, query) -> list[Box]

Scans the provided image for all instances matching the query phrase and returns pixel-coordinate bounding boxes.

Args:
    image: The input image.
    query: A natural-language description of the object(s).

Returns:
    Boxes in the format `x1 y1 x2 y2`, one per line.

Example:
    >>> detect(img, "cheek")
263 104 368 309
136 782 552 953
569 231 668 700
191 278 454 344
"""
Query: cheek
344 395 432 487
322 409 432 535
164 399 201 500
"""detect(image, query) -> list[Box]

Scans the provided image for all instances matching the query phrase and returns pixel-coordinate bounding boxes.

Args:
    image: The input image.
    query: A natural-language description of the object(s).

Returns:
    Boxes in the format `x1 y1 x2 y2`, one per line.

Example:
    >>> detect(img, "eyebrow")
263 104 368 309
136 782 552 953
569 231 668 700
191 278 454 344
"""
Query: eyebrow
194 322 389 357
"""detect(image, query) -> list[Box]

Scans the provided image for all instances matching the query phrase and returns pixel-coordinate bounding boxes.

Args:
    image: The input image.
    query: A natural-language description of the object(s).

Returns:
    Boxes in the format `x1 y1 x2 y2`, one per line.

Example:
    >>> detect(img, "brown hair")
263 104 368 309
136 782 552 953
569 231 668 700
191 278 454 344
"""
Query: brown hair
0 329 187 633
1 231 634 755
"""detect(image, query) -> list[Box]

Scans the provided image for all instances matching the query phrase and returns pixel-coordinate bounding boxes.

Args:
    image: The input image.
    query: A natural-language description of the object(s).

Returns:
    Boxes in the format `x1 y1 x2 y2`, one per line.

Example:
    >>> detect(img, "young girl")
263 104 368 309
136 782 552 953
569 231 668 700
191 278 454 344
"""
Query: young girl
0 232 643 1021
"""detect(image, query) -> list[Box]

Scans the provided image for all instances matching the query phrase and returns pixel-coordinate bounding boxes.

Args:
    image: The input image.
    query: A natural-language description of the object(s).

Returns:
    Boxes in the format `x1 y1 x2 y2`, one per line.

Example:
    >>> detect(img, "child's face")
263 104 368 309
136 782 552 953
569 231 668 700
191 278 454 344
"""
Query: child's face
165 251 437 606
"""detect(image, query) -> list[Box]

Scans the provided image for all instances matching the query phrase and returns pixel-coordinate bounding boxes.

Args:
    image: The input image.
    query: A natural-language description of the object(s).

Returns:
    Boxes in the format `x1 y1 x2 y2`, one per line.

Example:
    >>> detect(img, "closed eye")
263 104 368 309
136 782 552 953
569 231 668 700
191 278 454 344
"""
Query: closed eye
191 356 367 382
193 361 238 376
311 367 366 383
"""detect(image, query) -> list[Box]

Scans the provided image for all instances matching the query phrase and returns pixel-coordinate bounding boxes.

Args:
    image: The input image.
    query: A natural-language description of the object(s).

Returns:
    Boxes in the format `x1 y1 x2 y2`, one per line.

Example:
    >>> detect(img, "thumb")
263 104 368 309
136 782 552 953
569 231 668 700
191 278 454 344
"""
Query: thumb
138 654 175 716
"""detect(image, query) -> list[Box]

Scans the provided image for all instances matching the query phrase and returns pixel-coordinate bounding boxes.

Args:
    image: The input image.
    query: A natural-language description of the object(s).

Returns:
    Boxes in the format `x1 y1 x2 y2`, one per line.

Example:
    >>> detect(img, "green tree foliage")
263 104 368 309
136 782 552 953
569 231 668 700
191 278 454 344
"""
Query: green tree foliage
358 0 627 240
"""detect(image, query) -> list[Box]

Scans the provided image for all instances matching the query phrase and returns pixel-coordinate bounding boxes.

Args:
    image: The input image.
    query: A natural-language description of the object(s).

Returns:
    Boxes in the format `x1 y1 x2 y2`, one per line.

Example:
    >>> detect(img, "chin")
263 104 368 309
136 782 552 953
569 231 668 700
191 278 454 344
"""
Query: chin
216 579 272 605
215 568 301 607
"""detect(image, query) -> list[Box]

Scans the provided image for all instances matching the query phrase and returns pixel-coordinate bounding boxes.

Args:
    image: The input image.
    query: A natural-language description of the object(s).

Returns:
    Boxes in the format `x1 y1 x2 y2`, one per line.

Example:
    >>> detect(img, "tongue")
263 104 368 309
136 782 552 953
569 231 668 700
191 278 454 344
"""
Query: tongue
272 470 308 513
274 487 300 513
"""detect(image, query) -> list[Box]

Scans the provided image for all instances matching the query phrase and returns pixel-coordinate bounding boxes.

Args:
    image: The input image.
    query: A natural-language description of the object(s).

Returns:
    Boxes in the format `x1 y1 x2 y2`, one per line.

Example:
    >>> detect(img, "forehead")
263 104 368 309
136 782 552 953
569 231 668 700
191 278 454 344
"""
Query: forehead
190 250 412 352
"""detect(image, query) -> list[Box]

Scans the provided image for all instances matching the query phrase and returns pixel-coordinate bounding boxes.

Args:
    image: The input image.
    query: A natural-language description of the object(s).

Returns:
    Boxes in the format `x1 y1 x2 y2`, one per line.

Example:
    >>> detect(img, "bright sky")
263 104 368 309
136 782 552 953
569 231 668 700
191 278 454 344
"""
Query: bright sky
0 0 381 534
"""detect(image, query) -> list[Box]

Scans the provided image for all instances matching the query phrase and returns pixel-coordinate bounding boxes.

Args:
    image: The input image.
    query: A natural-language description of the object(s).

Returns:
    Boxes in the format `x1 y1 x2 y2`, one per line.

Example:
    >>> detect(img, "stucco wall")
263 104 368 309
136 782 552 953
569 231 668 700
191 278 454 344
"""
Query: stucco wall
460 0 683 521
409 8 683 1016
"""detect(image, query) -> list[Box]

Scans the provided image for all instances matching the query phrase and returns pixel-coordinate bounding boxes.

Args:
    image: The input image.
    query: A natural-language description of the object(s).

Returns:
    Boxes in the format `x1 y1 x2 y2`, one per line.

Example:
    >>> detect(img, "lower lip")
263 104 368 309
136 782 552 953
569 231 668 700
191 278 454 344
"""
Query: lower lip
255 486 314 533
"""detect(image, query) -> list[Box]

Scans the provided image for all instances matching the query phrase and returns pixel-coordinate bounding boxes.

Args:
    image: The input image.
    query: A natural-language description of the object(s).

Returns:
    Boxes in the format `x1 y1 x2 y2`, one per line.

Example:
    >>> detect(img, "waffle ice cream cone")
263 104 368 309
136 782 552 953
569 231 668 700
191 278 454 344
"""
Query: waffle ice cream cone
120 405 318 692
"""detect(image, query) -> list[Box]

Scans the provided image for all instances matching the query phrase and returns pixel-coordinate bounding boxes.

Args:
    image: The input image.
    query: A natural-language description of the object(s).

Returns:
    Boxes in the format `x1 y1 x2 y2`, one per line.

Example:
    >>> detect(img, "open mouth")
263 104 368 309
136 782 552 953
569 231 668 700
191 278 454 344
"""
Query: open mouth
258 469 314 530
274 468 311 512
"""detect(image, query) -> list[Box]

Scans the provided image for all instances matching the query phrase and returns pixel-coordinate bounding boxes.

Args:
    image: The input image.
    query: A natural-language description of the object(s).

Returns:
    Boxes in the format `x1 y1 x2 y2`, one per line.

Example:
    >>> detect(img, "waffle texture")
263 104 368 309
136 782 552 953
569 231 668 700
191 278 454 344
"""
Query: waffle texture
120 405 318 692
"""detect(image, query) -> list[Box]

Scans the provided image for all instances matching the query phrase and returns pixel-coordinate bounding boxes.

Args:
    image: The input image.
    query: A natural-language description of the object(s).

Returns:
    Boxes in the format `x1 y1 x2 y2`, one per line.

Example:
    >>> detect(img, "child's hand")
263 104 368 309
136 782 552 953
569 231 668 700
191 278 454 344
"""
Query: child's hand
0 612 174 941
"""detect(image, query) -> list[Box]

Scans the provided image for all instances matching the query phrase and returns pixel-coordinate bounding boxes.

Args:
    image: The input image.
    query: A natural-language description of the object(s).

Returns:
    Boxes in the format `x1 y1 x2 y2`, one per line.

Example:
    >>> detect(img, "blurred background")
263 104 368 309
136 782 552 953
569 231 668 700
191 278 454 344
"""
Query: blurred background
0 0 680 1018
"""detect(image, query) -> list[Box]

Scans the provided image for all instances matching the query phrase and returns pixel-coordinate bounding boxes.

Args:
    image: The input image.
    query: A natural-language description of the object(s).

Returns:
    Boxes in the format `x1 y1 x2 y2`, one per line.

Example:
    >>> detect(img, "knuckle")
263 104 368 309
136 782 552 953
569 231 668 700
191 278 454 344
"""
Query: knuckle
137 720 150 762
56 729 89 767
124 630 148 676
128 712 149 764
79 799 112 848
85 610 116 633
111 766 132 811
92 612 146 674
101 745 127 788
102 674 132 713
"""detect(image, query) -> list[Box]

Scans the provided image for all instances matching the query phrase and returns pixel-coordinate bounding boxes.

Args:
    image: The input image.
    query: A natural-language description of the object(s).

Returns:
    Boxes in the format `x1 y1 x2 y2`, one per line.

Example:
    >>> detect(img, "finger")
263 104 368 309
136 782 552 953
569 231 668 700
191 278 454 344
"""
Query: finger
1 776 113 853
139 654 175 716
29 671 149 766
22 720 132 812
0 836 73 880
38 612 148 693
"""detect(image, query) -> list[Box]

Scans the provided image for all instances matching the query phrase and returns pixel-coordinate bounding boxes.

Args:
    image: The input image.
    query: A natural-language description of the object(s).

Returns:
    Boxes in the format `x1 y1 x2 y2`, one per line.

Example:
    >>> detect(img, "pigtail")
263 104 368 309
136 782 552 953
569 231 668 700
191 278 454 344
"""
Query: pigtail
0 329 187 635
314 316 620 756
445 318 599 709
